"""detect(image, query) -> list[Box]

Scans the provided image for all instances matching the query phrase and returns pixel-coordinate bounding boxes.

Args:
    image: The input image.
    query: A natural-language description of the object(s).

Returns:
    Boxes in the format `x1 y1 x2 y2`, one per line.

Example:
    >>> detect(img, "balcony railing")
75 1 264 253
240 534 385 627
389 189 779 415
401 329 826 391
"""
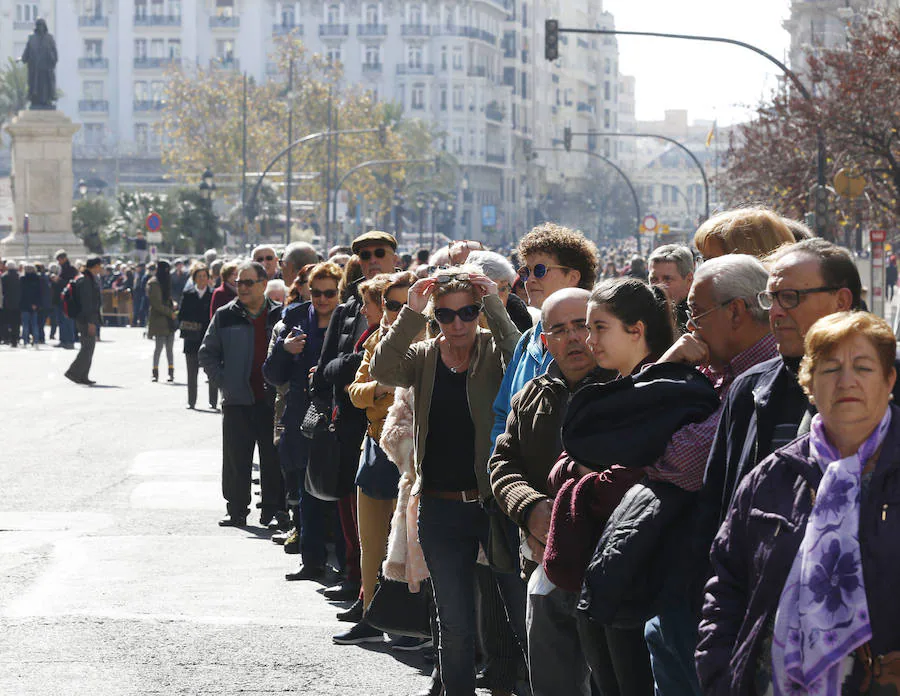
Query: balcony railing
78 15 109 28
362 62 383 74
273 23 303 35
133 100 165 112
78 57 109 70
212 58 240 71
467 66 487 78
485 105 504 122
357 23 387 36
319 24 349 36
78 99 109 113
210 15 240 28
577 102 593 113
134 57 173 69
396 64 434 75
401 24 430 36
434 25 496 45
135 14 181 26
486 153 506 164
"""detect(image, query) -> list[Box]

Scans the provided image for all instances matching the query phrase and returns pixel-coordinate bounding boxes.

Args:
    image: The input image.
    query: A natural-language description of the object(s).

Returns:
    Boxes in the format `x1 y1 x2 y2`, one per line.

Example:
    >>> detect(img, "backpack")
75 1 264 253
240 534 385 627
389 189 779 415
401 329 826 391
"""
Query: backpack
61 277 81 319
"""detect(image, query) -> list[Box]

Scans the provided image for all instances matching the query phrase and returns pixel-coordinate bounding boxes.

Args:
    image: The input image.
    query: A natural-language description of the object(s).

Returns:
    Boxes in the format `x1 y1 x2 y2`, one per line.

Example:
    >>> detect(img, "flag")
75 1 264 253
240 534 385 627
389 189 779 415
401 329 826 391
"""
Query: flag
705 121 716 147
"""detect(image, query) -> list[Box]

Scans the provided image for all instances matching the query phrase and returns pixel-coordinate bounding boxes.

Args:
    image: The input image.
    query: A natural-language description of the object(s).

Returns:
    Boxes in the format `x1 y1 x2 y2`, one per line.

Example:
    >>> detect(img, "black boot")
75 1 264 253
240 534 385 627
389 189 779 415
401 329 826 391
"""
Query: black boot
152 367 159 382
167 365 174 382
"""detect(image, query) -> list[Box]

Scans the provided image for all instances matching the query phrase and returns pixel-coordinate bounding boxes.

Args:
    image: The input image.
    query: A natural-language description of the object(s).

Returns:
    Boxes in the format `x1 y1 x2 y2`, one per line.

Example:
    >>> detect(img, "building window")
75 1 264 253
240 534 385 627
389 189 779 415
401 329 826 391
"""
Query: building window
326 3 340 24
409 4 422 25
82 0 104 17
170 0 181 18
134 80 149 101
83 80 103 99
445 8 453 28
604 81 610 100
452 85 463 111
134 39 147 58
134 0 147 18
365 3 378 24
84 39 103 57
281 6 295 26
364 44 380 66
216 0 234 17
168 39 181 59
411 84 424 110
407 45 423 68
216 38 235 61
135 123 149 150
440 88 447 111
326 46 342 65
603 108 610 128
452 47 462 70
84 123 104 146
150 38 165 58
440 46 447 71
150 0 164 16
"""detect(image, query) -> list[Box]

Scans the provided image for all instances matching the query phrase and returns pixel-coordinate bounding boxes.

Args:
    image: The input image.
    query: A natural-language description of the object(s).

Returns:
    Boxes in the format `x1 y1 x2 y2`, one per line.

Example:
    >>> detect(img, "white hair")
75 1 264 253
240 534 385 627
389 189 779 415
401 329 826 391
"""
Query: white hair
465 250 516 284
694 255 769 323
265 279 286 301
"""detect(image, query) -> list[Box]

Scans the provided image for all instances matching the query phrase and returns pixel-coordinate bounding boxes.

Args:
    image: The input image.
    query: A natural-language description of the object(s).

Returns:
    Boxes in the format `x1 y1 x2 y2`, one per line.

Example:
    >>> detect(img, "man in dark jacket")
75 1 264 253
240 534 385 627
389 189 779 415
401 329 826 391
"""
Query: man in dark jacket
55 250 77 348
65 257 103 384
199 261 285 528
490 288 612 696
2 261 22 346
309 230 397 597
19 264 42 346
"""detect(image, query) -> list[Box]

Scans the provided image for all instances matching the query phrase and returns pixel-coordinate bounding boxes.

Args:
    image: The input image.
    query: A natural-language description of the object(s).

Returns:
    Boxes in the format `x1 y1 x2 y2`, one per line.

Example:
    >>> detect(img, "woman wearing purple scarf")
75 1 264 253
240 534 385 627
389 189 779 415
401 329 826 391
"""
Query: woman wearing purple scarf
697 311 900 695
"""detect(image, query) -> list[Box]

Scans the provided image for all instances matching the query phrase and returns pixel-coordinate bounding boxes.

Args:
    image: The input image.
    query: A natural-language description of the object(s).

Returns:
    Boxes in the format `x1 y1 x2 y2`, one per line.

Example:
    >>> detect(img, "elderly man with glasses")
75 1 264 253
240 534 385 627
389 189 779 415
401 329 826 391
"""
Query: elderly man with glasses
252 245 280 280
200 261 286 529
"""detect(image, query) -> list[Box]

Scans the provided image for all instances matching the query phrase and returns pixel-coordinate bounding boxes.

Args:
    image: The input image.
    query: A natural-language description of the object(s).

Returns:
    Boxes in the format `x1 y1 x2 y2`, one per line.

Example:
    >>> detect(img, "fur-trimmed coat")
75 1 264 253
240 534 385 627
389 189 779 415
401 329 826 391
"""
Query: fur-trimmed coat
379 385 430 591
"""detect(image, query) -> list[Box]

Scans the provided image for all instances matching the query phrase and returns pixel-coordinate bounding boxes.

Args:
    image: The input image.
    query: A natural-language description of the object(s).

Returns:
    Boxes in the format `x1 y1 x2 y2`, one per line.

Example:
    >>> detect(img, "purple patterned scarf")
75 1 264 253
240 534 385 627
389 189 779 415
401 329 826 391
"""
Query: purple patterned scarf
771 407 891 695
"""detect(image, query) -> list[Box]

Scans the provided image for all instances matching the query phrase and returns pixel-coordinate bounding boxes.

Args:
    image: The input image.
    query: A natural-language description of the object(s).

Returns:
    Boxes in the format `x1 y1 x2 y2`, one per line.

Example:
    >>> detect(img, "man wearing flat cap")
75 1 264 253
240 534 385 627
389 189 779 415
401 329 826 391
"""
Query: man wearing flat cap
289 232 397 596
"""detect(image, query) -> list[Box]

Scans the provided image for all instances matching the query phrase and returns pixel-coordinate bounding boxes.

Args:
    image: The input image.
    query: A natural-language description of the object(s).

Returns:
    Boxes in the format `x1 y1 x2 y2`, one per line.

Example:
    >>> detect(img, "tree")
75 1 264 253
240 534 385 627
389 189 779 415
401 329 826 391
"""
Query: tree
721 13 900 235
0 58 28 131
72 197 114 254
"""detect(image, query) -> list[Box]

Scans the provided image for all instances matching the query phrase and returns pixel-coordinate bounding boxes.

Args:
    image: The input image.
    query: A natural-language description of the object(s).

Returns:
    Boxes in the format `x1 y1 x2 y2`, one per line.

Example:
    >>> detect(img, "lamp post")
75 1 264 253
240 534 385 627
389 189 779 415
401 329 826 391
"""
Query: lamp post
78 179 88 199
199 167 216 249
416 197 425 248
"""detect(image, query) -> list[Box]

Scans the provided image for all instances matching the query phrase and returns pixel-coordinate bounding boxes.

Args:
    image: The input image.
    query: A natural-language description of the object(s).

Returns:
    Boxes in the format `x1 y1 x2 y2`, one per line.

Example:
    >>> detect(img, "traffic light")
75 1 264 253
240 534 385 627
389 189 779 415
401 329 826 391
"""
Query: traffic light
545 20 559 61
810 184 830 236
563 126 572 152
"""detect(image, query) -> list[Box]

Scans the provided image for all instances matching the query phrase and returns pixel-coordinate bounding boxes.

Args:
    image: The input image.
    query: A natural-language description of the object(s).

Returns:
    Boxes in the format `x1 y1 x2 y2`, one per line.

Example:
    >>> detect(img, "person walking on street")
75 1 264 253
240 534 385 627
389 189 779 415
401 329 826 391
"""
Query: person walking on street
147 260 177 383
177 263 214 409
199 261 286 529
64 257 103 385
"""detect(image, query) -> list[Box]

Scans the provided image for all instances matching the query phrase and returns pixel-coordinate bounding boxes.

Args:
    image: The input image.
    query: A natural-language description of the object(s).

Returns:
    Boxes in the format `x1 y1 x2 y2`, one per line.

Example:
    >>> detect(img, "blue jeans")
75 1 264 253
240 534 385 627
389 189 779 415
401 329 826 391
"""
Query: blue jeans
21 311 39 345
279 426 331 569
56 308 75 345
418 496 527 696
644 607 702 696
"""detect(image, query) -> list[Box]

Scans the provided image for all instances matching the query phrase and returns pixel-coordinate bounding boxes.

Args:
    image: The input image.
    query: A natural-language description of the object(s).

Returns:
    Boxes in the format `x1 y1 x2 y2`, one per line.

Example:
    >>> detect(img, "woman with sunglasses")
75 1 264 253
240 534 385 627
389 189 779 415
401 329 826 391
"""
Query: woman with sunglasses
336 271 422 645
370 267 525 696
263 262 343 577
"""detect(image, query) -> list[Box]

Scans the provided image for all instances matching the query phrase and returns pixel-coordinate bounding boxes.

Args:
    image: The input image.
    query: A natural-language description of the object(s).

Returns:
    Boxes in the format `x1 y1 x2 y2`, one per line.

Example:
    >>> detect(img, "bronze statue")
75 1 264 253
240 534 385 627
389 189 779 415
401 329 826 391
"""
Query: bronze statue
21 18 57 110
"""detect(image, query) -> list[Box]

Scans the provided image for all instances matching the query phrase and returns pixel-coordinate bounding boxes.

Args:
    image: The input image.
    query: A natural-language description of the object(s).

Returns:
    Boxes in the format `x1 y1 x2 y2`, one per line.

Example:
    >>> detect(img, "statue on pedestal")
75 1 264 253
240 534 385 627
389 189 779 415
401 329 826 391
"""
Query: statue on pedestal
21 18 57 110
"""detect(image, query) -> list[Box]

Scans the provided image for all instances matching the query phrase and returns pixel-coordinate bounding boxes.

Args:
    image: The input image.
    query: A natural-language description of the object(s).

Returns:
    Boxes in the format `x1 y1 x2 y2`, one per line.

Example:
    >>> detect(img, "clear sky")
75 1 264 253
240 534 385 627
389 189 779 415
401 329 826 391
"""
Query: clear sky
603 0 792 126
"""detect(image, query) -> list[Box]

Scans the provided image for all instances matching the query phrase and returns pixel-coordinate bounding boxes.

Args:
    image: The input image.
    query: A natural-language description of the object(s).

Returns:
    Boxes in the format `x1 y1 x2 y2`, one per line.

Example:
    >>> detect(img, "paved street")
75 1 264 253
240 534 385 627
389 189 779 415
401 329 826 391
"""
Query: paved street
0 328 431 695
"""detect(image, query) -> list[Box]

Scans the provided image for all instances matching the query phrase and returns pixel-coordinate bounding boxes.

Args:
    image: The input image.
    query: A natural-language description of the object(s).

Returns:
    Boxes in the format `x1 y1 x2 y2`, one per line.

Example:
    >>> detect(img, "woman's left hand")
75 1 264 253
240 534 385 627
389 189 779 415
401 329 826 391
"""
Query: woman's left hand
468 272 498 298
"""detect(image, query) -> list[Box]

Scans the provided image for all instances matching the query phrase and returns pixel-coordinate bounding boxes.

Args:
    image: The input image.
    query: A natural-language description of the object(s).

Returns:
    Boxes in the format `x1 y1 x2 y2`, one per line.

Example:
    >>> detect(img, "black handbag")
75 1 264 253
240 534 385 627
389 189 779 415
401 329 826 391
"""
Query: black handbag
303 426 343 501
365 577 432 639
355 436 400 501
301 397 333 439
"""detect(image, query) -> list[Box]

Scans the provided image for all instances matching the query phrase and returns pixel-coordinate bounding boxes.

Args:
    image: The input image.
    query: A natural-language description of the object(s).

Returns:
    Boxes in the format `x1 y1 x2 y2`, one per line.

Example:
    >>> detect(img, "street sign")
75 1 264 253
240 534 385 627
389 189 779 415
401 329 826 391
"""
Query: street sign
146 212 162 232
871 231 886 318
871 229 886 243
149 245 158 262
642 214 658 232
661 224 670 235
147 232 163 243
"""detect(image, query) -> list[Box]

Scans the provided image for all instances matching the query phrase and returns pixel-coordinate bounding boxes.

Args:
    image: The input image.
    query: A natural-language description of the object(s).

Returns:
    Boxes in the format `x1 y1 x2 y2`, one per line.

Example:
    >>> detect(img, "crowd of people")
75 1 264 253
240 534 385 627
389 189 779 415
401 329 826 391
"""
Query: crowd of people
4 206 900 696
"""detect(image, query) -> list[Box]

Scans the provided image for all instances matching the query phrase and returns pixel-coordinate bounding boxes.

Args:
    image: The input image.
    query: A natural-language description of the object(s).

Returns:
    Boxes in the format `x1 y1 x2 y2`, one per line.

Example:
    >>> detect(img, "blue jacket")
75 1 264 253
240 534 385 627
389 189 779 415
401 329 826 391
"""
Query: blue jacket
490 322 553 450
696 403 900 695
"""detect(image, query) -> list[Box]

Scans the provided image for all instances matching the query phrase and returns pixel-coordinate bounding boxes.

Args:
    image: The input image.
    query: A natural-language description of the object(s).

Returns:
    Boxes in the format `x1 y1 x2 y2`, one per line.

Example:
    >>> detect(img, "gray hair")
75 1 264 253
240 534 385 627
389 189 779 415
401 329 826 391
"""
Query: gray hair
237 261 267 282
466 250 516 285
648 244 694 278
203 248 218 264
282 242 318 269
694 255 769 323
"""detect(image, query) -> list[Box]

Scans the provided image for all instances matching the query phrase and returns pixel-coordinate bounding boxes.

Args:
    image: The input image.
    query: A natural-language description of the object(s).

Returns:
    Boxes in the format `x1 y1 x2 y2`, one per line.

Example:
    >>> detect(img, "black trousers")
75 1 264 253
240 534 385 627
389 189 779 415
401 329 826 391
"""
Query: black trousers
185 352 217 407
576 612 654 696
222 401 284 518
1 308 21 345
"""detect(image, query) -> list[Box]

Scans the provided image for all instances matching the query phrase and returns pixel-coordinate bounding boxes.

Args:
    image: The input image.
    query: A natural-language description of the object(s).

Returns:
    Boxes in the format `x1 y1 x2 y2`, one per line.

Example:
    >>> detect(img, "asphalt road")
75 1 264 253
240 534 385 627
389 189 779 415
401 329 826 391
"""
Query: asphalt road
0 328 433 695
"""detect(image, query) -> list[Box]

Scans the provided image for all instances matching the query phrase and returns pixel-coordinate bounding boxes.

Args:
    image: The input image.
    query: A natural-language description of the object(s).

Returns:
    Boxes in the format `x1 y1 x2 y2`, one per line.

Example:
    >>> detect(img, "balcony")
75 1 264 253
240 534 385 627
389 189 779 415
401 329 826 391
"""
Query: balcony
357 23 387 36
401 24 430 36
134 100 165 112
212 58 240 71
577 102 593 113
273 23 303 35
362 62 383 74
13 21 32 30
396 63 434 75
134 57 173 70
467 66 487 78
319 23 349 37
486 153 506 165
485 105 504 122
210 15 240 28
435 25 496 45
78 15 109 28
135 14 181 26
78 99 109 113
78 57 109 70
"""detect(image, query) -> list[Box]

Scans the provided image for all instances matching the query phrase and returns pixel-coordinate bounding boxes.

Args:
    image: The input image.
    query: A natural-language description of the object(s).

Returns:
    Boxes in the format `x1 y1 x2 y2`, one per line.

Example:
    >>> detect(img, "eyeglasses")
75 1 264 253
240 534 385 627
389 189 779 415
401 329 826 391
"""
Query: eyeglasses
686 299 736 329
310 288 338 299
543 322 589 342
359 248 388 261
434 304 482 324
384 299 406 312
757 286 842 310
254 255 275 262
434 272 471 284
517 264 571 281
236 278 264 289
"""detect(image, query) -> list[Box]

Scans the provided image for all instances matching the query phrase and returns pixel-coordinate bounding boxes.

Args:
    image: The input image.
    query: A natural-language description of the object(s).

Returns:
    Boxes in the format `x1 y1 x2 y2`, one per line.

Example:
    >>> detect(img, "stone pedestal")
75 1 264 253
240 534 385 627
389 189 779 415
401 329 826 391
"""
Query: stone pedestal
0 109 88 261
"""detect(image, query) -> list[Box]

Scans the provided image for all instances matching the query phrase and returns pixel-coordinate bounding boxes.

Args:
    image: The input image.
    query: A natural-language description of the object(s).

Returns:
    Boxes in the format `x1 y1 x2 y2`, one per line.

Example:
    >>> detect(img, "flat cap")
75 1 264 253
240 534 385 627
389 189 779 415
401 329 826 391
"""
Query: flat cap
351 230 397 254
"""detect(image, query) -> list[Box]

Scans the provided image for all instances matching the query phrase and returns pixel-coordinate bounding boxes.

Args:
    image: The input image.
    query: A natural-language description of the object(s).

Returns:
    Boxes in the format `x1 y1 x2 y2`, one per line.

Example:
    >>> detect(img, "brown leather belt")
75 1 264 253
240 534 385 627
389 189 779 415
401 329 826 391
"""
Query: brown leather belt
422 488 481 503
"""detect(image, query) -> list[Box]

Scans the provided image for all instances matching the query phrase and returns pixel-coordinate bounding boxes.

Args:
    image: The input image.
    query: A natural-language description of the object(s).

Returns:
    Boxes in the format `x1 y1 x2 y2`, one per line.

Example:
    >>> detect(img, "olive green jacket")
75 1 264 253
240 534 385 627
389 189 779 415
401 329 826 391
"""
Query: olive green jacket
147 277 176 338
369 293 520 500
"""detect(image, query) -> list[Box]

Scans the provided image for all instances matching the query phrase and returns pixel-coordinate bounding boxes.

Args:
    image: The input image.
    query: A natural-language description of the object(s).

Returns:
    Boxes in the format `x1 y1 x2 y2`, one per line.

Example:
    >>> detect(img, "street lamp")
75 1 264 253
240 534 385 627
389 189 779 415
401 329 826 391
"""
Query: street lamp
78 179 88 198
199 168 217 251
416 197 425 248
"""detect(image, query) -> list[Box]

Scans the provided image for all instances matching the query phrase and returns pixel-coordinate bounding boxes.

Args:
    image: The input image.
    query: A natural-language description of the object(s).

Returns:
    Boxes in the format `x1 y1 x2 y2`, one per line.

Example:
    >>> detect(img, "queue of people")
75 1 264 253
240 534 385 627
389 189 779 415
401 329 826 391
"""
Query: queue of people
6 205 899 696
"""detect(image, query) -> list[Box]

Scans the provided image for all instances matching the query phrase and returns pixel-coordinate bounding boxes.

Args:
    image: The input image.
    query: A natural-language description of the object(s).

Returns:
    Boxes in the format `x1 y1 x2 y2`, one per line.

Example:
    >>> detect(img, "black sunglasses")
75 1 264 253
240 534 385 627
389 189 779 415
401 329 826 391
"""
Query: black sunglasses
384 299 406 312
359 248 388 261
310 288 338 299
254 255 275 262
434 304 481 324
236 279 263 289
